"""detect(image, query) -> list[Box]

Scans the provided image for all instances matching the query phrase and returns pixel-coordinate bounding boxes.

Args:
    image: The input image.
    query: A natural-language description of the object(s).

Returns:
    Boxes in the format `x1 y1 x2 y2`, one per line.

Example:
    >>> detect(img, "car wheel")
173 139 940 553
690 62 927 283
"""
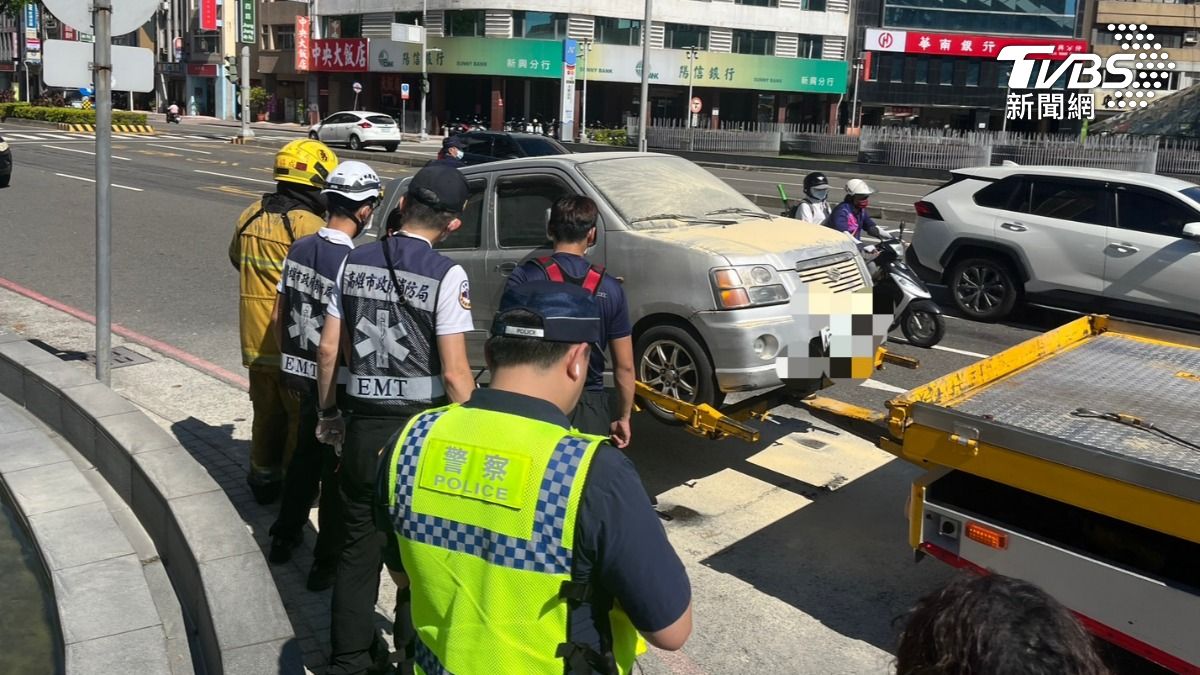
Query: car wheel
635 325 722 424
949 257 1019 321
384 143 398 152
308 131 319 140
348 135 362 151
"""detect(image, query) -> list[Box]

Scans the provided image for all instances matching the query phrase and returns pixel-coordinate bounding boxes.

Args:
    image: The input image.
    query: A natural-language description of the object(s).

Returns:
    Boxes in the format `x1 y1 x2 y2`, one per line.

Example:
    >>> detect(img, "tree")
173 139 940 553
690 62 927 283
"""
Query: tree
0 0 28 19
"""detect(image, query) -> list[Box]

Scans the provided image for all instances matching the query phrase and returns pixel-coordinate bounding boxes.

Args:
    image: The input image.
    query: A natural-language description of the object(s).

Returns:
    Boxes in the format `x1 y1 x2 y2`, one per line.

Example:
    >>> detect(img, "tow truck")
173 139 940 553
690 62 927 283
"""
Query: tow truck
643 315 1200 672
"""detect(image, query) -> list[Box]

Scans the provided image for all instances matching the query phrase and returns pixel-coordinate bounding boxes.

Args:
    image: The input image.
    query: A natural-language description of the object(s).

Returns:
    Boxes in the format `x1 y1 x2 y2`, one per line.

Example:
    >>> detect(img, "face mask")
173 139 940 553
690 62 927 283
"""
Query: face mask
810 188 828 200
856 198 870 209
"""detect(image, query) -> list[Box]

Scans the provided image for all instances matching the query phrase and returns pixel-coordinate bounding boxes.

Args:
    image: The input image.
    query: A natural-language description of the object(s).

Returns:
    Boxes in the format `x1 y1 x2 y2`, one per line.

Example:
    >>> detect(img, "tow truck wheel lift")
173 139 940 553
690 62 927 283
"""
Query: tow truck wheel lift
634 346 919 443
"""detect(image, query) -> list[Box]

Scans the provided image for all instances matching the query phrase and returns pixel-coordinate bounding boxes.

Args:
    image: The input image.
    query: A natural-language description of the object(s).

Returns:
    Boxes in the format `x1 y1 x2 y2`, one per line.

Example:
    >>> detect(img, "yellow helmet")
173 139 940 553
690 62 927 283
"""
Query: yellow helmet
274 138 338 188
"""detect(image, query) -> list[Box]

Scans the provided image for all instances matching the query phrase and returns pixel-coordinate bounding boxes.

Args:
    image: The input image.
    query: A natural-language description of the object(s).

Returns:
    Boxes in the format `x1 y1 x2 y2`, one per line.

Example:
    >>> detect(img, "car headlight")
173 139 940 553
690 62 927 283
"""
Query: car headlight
710 265 789 309
0 141 8 152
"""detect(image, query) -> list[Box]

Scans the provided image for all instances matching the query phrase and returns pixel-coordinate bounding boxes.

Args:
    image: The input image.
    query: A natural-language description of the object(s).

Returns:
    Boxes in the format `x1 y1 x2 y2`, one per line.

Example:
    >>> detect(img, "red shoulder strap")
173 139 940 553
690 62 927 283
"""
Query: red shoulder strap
581 266 604 294
536 256 565 282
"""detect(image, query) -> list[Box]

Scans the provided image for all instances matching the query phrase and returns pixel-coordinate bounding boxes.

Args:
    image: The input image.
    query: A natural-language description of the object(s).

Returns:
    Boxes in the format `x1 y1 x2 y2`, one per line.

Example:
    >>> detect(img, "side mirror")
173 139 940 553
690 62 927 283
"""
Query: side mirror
1184 222 1200 241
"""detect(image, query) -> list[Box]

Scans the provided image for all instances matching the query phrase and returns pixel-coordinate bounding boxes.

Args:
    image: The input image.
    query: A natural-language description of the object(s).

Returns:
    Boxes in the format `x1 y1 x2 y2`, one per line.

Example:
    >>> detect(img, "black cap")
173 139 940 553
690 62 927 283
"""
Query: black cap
442 135 466 151
406 163 469 213
491 281 601 344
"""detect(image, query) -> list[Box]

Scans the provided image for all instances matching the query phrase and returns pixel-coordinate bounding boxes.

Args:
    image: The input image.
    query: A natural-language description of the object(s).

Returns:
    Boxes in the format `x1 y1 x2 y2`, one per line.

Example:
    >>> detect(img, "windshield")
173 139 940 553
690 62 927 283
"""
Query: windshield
580 155 761 230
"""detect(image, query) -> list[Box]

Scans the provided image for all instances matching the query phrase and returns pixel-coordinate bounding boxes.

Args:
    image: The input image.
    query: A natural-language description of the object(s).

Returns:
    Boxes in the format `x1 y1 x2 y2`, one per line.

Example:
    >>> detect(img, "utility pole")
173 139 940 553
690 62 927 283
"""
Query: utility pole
580 38 592 142
94 0 113 384
637 0 651 152
685 46 697 152
850 55 863 129
419 0 428 141
240 45 253 137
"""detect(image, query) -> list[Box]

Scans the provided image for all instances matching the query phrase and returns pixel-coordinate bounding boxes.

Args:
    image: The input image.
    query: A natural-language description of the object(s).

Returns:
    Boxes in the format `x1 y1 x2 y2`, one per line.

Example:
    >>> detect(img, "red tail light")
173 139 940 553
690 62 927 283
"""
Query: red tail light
358 121 373 129
914 200 943 221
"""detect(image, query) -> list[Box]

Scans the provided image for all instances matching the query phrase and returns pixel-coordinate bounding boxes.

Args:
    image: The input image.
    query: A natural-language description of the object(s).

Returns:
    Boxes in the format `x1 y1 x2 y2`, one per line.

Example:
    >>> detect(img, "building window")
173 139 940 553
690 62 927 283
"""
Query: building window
966 61 979 86
865 54 878 81
915 58 928 84
940 59 954 86
735 0 779 6
595 17 642 46
732 29 774 55
444 9 485 37
883 0 1075 37
395 11 421 26
261 25 271 50
324 15 361 39
803 0 827 10
514 11 568 40
997 63 1012 88
664 23 708 50
890 55 906 82
798 35 822 59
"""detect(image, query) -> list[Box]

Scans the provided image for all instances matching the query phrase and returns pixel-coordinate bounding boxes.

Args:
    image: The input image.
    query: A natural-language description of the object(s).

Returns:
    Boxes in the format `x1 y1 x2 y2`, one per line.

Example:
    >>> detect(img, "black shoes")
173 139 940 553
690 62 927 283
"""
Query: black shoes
268 530 302 564
248 475 283 505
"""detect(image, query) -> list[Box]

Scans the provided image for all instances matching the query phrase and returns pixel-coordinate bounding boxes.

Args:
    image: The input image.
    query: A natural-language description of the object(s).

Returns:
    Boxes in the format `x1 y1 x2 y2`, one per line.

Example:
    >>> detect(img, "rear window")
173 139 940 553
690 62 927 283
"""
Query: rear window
1181 186 1200 205
974 176 1025 210
367 115 396 125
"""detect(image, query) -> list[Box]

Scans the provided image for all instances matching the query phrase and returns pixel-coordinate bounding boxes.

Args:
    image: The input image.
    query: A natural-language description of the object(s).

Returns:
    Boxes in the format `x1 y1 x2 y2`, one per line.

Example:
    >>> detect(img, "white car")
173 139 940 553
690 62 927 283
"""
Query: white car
908 165 1200 326
308 111 400 151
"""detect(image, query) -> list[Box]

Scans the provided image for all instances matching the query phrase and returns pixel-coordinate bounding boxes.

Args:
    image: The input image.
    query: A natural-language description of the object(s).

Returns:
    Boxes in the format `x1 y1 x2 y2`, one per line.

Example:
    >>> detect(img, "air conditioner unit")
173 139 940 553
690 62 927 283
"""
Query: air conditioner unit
1184 31 1198 45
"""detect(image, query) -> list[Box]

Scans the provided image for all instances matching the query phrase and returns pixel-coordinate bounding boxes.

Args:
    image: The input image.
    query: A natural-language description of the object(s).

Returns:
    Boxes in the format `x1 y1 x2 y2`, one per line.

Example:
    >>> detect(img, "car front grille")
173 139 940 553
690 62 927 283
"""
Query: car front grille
796 253 865 293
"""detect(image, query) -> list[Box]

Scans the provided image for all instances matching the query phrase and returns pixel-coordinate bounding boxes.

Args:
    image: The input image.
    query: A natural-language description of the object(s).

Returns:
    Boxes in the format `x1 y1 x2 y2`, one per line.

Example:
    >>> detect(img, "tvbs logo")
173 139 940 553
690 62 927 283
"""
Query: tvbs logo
999 24 1174 93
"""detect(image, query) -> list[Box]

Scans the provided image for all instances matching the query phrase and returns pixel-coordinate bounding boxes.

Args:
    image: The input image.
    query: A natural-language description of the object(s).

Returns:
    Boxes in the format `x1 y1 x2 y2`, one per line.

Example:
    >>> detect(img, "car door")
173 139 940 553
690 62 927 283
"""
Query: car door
432 175 492 365
482 170 599 320
317 113 343 144
1002 176 1112 296
1104 184 1200 316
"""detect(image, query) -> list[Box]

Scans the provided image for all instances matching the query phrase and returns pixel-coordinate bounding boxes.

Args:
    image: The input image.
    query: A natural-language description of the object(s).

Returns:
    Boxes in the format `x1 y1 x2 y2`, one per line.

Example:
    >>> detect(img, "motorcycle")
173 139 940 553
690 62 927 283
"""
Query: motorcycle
166 110 181 124
860 233 945 348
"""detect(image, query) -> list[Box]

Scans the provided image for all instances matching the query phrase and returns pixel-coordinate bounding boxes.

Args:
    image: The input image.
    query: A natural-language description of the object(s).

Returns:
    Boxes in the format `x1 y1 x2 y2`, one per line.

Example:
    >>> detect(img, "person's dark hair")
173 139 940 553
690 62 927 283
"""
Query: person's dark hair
326 193 374 220
547 195 598 244
485 309 574 370
896 574 1110 675
393 197 456 234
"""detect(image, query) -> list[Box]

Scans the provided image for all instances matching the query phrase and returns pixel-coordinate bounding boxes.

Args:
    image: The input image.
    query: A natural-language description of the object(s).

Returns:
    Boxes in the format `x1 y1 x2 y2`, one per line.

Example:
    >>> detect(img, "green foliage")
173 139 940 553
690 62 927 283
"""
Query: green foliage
249 86 270 114
590 128 629 147
0 0 27 19
0 104 147 125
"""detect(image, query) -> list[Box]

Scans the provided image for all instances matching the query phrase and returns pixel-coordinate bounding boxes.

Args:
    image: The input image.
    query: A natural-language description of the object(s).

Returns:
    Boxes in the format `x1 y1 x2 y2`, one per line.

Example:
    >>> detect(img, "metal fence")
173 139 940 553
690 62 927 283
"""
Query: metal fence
858 127 993 170
782 123 860 158
639 118 781 154
1158 137 1200 176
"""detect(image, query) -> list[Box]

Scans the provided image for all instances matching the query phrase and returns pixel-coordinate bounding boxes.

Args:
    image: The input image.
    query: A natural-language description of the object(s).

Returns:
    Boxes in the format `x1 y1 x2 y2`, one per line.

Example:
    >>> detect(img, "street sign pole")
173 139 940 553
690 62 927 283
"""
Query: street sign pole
401 98 406 139
94 0 112 384
686 47 697 152
240 45 254 138
637 0 651 152
419 0 428 142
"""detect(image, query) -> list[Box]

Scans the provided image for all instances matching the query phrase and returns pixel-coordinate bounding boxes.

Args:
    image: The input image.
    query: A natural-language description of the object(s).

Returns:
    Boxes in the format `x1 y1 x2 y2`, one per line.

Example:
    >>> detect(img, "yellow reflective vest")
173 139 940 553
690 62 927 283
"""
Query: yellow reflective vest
230 195 324 368
386 404 647 675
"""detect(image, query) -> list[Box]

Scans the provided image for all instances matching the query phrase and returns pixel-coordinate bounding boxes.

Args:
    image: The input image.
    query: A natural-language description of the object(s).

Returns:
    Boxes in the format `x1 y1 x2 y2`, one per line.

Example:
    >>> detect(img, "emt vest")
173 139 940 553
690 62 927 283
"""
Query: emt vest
533 256 604 295
385 405 646 675
278 231 352 393
338 234 455 416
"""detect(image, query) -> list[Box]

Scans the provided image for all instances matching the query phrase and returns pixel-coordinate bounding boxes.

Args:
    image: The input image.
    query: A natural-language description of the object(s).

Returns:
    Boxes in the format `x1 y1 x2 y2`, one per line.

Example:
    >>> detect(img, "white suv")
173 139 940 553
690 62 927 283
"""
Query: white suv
908 166 1200 326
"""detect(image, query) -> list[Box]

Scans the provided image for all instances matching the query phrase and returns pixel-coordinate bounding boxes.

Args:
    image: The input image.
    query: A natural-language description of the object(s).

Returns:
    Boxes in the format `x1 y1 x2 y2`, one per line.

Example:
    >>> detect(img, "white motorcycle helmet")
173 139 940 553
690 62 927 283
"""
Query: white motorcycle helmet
845 178 876 197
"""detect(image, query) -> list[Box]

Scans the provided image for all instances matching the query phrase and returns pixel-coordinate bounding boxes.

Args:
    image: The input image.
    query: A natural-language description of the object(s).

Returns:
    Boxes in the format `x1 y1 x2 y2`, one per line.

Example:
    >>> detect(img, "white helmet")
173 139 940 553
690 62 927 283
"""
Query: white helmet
321 160 382 203
845 178 875 197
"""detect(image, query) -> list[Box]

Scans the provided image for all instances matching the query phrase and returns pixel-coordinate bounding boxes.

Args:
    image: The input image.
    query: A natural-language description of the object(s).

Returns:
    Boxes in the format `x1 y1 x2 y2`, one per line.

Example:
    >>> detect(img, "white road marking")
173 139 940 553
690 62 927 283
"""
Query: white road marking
888 337 989 359
152 144 212 154
44 144 131 161
3 132 42 140
193 169 273 184
861 378 907 394
54 172 143 192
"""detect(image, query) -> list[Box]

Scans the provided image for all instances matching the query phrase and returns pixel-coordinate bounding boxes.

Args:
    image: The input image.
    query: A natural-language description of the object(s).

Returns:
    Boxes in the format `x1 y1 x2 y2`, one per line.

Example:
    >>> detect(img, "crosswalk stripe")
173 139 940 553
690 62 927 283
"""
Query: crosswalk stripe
3 133 42 140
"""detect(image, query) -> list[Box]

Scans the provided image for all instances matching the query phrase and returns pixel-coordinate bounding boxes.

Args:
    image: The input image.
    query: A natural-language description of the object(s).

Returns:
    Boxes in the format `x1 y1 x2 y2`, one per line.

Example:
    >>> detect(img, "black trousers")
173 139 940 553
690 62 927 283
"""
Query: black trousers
570 389 611 437
270 393 341 567
327 414 411 675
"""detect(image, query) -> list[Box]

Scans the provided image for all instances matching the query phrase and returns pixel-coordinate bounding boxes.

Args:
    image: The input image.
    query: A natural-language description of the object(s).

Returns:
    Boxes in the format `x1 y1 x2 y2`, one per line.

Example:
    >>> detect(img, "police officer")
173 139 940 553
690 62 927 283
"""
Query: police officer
506 195 635 447
314 162 477 674
266 161 379 589
429 135 466 167
793 171 832 224
230 138 339 505
378 280 692 674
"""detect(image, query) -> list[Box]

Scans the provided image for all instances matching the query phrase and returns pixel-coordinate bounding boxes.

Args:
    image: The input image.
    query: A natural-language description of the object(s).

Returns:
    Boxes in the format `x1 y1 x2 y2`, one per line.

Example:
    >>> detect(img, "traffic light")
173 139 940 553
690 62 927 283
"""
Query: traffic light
421 77 429 94
224 56 239 86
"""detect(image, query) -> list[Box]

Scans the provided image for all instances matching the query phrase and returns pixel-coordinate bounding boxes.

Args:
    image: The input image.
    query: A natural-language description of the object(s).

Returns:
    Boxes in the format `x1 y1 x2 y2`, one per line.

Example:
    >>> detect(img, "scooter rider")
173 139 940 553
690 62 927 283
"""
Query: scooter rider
829 178 886 241
793 172 832 224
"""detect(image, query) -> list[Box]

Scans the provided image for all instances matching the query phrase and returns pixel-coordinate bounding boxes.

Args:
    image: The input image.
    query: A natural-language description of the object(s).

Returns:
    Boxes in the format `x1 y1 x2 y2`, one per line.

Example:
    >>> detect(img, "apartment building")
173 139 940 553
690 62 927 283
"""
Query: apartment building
295 0 853 132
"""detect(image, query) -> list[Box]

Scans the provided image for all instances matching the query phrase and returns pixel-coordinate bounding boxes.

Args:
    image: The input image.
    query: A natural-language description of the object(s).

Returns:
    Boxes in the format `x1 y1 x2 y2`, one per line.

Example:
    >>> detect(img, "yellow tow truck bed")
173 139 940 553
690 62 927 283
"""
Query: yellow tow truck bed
884 315 1200 545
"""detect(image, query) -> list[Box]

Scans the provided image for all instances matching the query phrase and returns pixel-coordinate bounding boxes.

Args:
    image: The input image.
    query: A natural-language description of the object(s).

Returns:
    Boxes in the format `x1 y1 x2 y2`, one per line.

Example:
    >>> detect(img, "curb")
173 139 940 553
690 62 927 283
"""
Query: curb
230 136 253 144
56 123 156 134
0 335 300 675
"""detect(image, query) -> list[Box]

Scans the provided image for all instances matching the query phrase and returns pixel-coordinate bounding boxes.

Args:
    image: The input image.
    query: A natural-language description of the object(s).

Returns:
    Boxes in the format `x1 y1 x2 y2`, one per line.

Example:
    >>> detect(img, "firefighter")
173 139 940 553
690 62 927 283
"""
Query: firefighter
379 280 693 674
230 138 338 505
506 195 634 448
314 162 477 674
267 161 379 589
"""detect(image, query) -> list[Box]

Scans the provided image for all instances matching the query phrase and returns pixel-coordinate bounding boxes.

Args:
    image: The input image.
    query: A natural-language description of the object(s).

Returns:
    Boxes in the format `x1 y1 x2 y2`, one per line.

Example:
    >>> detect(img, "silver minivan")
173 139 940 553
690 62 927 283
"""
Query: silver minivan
378 152 880 417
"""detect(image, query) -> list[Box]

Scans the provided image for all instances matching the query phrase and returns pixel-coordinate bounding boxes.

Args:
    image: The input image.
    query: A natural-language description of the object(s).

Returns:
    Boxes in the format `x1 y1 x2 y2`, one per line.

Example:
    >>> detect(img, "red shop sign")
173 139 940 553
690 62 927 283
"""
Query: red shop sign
865 28 1088 60
295 16 311 72
308 38 369 72
187 64 218 77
